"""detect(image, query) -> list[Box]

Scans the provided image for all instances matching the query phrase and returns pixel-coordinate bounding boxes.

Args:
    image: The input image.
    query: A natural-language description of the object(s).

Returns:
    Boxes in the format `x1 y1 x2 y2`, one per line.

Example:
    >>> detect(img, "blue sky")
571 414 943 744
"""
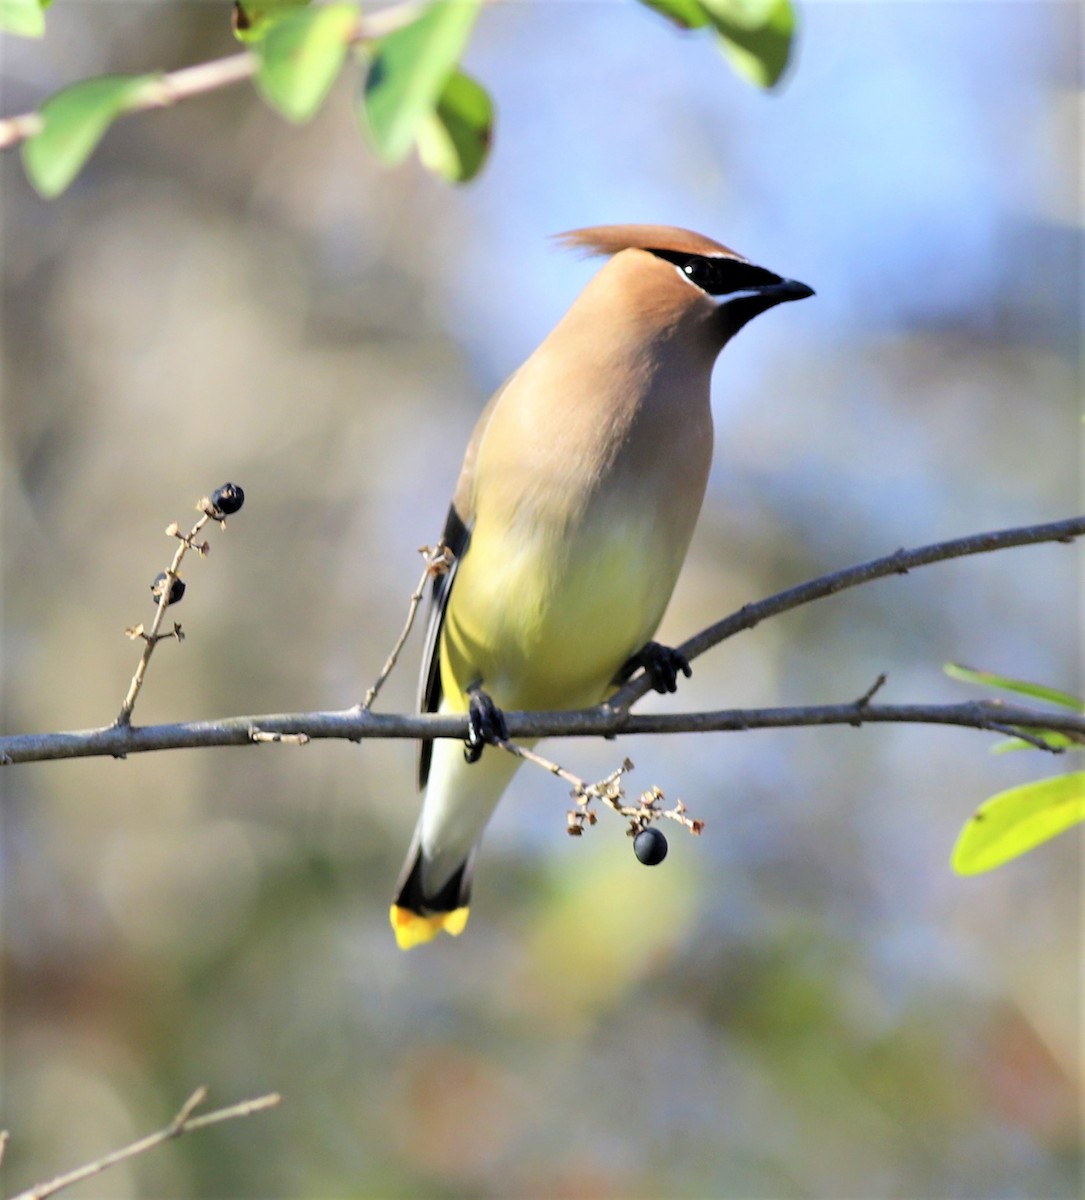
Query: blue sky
429 1 1077 376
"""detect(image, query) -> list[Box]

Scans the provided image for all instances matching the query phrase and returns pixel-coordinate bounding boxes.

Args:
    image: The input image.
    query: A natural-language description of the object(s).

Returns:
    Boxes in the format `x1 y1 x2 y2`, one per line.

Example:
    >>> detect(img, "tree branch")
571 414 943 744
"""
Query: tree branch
2 515 1081 766
0 701 1082 767
4 1087 281 1200
608 513 1085 709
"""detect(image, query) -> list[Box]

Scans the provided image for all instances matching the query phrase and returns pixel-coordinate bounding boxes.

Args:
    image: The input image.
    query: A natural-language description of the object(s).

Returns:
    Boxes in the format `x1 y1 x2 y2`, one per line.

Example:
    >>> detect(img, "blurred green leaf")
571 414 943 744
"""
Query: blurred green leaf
638 0 711 30
1 0 45 37
416 69 492 182
233 0 310 43
952 771 1085 875
702 0 794 88
22 74 156 198
522 843 701 1026
255 3 358 124
361 0 482 165
944 662 1083 711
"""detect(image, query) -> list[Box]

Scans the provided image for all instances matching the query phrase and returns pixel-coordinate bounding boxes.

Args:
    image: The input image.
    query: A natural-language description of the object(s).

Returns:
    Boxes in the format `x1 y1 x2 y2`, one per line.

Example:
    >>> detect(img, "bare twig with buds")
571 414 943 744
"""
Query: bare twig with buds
114 484 245 728
493 739 704 855
361 541 453 712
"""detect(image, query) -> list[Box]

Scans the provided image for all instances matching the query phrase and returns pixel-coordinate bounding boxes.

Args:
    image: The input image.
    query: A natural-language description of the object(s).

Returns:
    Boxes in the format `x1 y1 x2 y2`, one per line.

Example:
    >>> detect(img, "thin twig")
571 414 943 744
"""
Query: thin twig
172 1091 282 1133
495 737 585 791
494 741 704 837
608 514 1085 710
361 542 452 711
976 721 1060 751
854 673 888 708
5 1088 281 1200
115 505 215 727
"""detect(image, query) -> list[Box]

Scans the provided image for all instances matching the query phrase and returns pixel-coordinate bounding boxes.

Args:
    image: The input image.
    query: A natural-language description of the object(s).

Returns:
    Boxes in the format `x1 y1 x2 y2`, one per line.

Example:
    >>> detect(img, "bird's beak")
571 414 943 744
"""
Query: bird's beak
758 277 815 303
716 273 814 338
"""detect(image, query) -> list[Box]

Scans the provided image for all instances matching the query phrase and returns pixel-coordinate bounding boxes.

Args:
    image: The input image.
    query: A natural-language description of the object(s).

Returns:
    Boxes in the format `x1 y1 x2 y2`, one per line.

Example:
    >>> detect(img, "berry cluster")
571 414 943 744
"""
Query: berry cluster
149 483 245 607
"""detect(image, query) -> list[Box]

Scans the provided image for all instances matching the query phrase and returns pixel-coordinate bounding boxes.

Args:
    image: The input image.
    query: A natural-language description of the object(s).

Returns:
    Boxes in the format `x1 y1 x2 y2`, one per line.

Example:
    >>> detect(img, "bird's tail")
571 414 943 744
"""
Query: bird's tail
390 729 525 949
390 839 474 949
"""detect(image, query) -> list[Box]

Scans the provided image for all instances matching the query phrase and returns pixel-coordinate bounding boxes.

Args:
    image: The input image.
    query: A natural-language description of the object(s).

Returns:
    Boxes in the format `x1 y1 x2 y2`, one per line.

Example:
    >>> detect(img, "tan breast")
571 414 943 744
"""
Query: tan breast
440 251 719 710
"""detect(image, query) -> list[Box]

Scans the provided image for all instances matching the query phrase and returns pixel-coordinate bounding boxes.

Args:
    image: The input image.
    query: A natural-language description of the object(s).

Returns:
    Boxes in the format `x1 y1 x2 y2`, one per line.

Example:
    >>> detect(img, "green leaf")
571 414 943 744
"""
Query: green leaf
255 3 357 123
952 772 1085 874
701 0 795 88
415 69 492 182
638 0 710 30
361 0 482 165
233 0 310 43
1 0 45 38
944 662 1083 711
22 73 155 199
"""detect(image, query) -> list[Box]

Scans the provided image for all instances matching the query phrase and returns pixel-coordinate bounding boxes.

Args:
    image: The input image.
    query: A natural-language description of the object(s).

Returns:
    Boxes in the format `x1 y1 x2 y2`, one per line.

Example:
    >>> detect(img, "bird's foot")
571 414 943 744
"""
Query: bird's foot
464 687 509 763
617 641 692 694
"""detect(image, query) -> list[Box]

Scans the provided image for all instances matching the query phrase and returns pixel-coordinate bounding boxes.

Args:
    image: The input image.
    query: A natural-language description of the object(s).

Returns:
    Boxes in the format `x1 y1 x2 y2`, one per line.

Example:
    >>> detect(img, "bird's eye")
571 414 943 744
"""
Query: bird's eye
682 258 713 288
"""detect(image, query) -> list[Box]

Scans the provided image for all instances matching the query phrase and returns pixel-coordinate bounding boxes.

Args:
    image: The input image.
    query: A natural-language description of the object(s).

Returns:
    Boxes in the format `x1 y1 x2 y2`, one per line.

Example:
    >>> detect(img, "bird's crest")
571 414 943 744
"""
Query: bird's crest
555 224 742 261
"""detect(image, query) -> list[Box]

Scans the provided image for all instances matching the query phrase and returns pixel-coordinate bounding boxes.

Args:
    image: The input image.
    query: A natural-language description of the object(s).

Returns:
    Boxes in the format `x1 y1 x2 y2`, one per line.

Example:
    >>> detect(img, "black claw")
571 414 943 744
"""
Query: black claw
464 688 508 763
616 641 692 694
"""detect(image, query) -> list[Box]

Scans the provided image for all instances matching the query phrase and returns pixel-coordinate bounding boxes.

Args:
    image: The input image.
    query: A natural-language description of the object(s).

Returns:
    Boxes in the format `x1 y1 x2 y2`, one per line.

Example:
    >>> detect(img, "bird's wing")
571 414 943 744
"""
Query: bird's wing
416 376 514 788
415 502 469 788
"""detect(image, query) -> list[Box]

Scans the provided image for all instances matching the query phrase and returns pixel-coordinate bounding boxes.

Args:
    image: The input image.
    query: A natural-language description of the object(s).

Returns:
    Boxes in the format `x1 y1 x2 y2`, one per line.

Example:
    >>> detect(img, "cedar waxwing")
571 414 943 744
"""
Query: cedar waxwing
391 224 813 949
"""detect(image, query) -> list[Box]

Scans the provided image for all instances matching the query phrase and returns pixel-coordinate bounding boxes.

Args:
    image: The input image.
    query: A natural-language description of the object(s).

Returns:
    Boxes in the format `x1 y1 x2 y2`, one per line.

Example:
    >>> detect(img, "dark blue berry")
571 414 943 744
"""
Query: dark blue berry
634 827 668 866
151 572 185 606
210 482 244 517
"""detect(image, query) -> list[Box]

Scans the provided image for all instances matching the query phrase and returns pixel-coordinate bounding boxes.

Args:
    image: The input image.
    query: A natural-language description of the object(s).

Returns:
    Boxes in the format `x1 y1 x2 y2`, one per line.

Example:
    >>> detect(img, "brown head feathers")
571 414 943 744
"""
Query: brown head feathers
555 224 743 261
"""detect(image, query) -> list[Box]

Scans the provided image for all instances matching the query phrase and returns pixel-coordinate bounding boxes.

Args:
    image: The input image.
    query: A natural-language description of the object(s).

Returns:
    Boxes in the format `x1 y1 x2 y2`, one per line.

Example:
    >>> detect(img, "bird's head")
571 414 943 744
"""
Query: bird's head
555 224 813 346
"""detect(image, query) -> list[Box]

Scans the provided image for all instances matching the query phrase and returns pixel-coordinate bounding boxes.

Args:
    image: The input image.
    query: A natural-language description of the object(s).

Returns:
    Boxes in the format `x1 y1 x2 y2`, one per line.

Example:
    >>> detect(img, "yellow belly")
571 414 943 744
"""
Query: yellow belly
440 506 682 713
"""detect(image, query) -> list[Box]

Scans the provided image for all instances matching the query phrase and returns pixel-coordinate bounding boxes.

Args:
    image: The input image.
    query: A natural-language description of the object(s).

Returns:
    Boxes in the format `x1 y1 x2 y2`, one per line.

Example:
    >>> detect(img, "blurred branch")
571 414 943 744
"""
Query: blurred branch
0 51 255 151
0 2 421 152
2 514 1082 766
4 1086 281 1200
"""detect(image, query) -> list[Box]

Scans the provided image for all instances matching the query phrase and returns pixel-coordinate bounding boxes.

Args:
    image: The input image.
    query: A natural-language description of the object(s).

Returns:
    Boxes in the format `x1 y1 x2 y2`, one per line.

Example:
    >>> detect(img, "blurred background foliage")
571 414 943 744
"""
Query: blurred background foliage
1 2 1081 1197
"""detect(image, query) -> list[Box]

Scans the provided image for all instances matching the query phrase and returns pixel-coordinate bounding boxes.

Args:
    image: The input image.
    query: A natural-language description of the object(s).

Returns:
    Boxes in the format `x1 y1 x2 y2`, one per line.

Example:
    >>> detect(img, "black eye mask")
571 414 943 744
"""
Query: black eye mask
646 247 786 296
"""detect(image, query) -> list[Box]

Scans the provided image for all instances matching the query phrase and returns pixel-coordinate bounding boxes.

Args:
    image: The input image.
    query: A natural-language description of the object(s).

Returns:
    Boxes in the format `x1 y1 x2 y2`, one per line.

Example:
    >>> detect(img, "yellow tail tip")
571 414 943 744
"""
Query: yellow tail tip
389 904 470 950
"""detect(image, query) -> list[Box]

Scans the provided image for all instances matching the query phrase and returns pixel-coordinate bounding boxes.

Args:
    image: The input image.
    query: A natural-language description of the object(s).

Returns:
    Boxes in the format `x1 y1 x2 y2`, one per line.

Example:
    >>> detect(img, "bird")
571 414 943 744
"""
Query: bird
390 224 813 949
